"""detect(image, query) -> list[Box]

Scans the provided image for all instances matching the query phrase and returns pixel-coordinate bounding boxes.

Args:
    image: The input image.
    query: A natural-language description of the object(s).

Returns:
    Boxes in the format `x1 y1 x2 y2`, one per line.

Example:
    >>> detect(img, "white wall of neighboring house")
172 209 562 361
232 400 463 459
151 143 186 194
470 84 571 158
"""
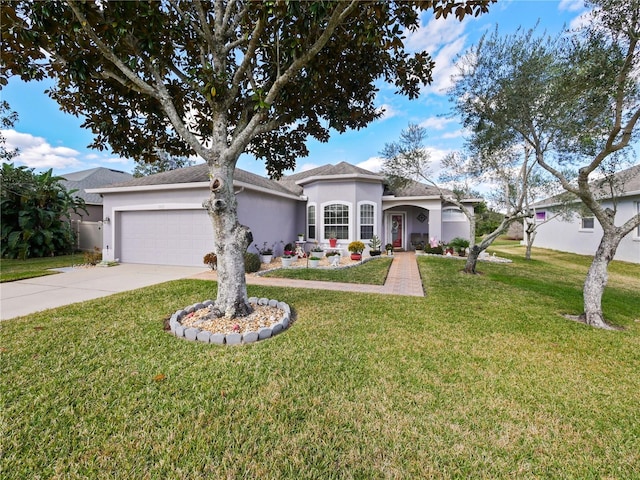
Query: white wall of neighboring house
531 195 640 264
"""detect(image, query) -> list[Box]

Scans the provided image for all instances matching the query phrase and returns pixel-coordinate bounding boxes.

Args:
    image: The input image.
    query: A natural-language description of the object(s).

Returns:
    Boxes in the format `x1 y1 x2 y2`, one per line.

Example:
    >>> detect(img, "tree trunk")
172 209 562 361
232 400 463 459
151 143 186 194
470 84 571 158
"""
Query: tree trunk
464 244 481 274
203 162 253 319
525 225 536 261
582 232 619 329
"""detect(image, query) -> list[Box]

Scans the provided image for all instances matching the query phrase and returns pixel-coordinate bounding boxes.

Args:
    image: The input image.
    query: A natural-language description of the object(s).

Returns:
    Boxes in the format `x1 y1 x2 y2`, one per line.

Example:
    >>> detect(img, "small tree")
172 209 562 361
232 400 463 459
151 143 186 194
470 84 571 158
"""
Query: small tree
381 123 533 274
0 163 87 258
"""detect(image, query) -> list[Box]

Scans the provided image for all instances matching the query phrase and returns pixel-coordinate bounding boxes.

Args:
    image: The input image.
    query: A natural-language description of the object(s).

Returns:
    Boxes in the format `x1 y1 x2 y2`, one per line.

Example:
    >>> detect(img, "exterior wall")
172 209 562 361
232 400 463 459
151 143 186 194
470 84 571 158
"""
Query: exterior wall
302 179 384 251
100 185 302 263
532 196 640 264
70 204 102 222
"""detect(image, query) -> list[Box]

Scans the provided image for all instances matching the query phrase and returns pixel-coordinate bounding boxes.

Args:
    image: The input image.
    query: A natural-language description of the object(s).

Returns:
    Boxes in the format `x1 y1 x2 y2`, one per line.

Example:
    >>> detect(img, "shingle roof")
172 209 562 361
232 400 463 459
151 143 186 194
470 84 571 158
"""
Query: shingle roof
105 162 299 197
61 167 133 204
276 161 383 194
533 162 640 207
383 178 447 197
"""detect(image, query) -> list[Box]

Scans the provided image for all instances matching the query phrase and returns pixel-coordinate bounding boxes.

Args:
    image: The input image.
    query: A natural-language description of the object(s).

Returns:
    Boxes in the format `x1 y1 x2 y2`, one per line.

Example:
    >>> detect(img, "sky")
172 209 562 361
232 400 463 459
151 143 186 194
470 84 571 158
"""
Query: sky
1 0 590 179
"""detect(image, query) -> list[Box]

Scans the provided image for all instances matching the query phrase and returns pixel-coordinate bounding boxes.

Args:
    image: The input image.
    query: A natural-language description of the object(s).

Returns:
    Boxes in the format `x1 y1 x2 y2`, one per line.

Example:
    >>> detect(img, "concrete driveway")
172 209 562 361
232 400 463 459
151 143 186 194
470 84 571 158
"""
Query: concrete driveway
0 264 207 321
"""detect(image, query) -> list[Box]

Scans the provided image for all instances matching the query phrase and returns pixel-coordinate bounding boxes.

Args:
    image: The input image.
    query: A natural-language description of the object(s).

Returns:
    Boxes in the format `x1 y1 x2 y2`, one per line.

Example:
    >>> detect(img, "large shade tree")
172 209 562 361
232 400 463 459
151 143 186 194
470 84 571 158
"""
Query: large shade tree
1 0 494 318
450 1 640 328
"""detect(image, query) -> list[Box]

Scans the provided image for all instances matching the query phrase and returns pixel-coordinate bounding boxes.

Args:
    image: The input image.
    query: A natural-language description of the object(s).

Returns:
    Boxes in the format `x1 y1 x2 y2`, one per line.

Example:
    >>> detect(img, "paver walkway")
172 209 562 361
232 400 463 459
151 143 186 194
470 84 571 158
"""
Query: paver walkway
191 252 424 297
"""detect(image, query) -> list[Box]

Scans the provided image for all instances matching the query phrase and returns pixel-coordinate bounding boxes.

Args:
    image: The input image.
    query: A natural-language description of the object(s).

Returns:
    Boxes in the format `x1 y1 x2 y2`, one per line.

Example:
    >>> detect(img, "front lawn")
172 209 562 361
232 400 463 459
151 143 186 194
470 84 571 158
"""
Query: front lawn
1 251 639 478
261 256 392 284
0 254 83 282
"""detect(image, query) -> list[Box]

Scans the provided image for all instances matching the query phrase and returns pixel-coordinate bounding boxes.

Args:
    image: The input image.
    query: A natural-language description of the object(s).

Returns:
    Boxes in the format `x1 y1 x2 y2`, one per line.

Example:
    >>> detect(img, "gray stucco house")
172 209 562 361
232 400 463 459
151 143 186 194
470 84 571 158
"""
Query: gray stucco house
88 162 478 266
527 163 640 264
61 167 133 251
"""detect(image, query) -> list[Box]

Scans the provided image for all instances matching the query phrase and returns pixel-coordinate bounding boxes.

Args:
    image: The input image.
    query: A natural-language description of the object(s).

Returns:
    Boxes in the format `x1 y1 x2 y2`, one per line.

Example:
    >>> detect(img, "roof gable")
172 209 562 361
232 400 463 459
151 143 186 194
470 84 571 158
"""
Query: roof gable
61 167 133 204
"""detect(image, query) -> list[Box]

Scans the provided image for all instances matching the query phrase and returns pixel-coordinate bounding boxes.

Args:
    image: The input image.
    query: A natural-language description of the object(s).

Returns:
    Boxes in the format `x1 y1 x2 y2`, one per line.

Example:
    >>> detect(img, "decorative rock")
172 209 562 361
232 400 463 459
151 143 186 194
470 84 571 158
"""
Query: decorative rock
203 299 215 307
193 303 205 311
272 322 283 335
243 331 259 343
210 333 226 345
281 315 289 329
226 333 242 345
268 299 278 307
258 327 272 340
277 302 290 314
185 305 196 314
196 330 211 343
258 297 269 306
184 327 199 341
176 309 187 320
175 325 185 337
248 297 258 304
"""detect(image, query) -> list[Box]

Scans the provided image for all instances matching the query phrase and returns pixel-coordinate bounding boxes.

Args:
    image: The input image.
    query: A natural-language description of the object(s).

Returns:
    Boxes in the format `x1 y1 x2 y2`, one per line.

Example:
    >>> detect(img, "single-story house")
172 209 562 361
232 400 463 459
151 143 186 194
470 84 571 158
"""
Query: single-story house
88 161 479 267
527 163 640 264
61 167 133 251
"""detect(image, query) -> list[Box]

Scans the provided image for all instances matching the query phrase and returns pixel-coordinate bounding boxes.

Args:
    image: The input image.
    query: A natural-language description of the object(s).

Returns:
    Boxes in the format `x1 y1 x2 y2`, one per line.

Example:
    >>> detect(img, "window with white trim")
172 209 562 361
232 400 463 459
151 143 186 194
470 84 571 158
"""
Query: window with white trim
323 203 349 240
307 205 316 240
359 203 375 240
442 208 466 222
581 217 595 230
535 211 547 222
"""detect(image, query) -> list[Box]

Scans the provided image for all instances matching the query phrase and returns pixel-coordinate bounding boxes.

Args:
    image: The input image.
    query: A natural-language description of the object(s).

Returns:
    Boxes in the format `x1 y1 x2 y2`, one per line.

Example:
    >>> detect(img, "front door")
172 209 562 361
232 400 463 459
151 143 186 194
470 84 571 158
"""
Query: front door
391 214 403 248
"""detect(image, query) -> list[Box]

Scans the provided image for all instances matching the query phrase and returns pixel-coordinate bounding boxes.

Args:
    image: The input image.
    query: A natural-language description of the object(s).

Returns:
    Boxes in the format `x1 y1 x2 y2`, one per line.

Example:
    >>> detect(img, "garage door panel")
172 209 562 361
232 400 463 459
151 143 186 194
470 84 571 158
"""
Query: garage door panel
119 210 213 266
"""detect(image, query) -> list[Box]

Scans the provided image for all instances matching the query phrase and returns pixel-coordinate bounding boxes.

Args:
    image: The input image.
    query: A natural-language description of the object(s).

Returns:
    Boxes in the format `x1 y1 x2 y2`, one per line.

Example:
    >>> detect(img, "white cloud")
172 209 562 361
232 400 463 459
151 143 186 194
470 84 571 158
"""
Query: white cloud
376 103 400 121
559 0 584 12
356 156 384 172
297 162 321 173
419 116 455 131
2 129 82 170
102 157 131 165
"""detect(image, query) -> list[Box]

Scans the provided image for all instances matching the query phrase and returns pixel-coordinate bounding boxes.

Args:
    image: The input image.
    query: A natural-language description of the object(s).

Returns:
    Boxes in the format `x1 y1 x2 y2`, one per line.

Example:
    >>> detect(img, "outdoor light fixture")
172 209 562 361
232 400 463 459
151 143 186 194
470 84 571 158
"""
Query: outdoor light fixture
103 217 111 224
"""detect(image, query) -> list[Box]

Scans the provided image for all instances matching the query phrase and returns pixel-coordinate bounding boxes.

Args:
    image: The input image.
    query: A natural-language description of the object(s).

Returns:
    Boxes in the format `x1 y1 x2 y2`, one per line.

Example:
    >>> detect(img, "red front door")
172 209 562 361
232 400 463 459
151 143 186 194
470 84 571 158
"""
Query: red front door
391 214 403 248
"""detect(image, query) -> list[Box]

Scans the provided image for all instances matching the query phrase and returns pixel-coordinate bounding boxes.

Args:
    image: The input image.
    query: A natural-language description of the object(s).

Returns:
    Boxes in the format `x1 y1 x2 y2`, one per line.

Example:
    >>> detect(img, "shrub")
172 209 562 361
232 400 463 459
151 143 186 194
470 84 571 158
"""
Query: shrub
203 252 217 270
244 252 261 273
84 247 102 265
348 241 365 253
424 245 444 255
448 237 470 253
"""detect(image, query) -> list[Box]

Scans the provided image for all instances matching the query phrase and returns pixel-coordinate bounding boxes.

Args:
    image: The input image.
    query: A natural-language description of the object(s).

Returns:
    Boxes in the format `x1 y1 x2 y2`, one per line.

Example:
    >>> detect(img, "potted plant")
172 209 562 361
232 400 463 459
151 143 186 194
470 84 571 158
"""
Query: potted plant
448 237 470 256
385 243 394 256
283 242 295 256
255 241 274 264
328 230 338 248
415 240 425 254
310 241 324 258
281 253 294 268
297 233 305 242
308 256 321 268
368 235 382 256
203 252 217 270
348 240 365 260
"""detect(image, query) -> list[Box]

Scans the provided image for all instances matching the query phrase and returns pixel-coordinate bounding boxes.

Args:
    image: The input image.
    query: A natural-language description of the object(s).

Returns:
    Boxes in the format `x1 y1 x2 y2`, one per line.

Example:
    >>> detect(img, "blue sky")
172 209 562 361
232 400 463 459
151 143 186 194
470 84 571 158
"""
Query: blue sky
1 0 589 178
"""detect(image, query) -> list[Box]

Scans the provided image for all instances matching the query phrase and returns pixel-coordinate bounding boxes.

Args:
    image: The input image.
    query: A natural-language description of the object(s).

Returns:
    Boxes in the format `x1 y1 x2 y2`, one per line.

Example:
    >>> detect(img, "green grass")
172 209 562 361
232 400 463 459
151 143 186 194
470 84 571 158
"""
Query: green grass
261 257 392 284
0 254 83 282
1 250 639 478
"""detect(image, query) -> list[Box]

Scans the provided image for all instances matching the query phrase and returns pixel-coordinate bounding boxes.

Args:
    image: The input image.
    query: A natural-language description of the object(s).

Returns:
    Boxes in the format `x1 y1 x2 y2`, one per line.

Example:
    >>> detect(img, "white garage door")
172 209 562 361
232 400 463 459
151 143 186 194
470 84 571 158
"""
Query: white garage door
118 210 214 266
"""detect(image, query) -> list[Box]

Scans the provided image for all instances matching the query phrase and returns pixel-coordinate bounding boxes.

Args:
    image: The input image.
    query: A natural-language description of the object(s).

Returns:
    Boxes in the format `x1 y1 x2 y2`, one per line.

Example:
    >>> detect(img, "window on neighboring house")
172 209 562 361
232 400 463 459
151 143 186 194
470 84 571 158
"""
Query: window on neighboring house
359 203 375 240
442 208 466 221
535 211 547 222
324 203 349 239
308 205 316 240
581 217 595 230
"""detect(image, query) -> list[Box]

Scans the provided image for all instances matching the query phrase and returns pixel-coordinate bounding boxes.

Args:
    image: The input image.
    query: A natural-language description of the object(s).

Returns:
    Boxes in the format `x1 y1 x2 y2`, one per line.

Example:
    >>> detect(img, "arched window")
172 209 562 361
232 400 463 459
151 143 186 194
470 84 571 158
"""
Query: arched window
442 207 466 222
323 203 349 239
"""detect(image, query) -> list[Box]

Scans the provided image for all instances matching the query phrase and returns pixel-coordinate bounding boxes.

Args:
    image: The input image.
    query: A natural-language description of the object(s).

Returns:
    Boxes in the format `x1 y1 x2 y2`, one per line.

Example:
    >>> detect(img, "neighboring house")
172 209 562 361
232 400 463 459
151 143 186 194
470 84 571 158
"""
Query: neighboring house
527 163 640 264
61 167 133 251
88 161 479 267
